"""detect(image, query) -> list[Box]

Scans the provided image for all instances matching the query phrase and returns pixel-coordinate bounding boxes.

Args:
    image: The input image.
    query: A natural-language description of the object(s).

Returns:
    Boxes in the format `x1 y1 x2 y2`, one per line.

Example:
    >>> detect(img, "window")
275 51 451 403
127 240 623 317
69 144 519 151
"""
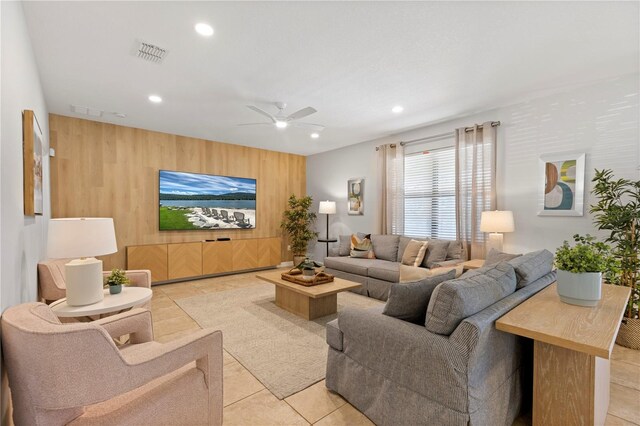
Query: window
403 145 457 239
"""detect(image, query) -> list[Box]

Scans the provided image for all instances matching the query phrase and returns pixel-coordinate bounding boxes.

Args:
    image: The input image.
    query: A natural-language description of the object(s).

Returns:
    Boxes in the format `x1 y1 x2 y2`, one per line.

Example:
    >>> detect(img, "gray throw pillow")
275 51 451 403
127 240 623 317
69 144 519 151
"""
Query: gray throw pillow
446 241 464 260
338 235 351 256
383 270 456 325
370 234 400 262
508 249 554 289
484 248 521 266
423 239 449 268
425 262 517 335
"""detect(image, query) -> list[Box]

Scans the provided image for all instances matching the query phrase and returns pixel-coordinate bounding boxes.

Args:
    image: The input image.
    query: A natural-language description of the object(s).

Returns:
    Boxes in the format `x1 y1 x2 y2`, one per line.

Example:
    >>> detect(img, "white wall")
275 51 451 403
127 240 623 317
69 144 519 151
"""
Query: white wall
307 74 640 260
1 1 50 311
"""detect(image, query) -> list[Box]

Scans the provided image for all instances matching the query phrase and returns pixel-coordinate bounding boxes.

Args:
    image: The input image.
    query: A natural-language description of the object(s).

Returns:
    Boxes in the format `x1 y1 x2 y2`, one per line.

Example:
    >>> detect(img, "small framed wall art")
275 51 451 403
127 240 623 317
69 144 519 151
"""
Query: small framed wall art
23 110 44 216
538 151 585 216
347 178 364 215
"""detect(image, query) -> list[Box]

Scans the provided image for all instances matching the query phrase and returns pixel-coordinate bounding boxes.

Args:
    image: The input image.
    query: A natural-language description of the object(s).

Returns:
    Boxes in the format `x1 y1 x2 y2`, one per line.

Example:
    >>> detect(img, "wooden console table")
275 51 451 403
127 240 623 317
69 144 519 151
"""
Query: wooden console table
496 283 630 426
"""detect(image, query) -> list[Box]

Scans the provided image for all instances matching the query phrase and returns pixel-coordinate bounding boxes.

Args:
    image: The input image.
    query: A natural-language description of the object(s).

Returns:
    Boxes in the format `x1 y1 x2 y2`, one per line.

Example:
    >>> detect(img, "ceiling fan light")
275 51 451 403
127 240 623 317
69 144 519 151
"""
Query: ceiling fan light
310 133 320 139
275 120 288 129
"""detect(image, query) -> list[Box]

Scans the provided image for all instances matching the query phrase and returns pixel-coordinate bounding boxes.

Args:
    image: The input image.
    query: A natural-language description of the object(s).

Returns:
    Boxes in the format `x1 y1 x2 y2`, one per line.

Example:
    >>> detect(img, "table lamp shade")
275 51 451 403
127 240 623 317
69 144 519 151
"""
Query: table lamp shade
319 201 336 215
47 218 117 259
480 211 515 233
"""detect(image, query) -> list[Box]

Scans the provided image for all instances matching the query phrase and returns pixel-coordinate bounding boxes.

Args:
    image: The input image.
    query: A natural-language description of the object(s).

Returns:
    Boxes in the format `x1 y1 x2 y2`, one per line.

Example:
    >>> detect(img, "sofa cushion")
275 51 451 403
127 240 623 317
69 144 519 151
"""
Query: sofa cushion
338 235 351 256
367 261 400 282
399 264 463 282
401 240 428 266
423 239 450 268
324 257 379 276
425 262 517 335
370 235 400 262
484 249 521 266
508 249 554 289
383 270 456 324
446 240 464 260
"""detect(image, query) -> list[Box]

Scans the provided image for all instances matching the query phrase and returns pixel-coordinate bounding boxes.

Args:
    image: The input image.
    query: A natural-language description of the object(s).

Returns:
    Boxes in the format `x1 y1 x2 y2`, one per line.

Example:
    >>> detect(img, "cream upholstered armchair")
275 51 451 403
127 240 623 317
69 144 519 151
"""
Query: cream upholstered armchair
38 259 151 306
1 303 223 426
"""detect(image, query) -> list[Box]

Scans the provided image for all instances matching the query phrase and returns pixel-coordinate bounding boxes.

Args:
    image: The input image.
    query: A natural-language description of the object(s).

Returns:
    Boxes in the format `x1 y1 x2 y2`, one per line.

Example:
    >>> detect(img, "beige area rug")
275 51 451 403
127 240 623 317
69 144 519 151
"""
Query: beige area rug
176 282 382 399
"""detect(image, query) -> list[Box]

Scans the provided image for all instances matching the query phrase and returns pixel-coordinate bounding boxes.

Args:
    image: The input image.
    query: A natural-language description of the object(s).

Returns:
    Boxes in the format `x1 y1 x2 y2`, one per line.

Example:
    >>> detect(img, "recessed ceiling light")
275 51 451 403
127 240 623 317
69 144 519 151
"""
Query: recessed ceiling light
310 133 320 139
275 120 288 129
195 23 214 37
148 95 162 103
392 105 404 113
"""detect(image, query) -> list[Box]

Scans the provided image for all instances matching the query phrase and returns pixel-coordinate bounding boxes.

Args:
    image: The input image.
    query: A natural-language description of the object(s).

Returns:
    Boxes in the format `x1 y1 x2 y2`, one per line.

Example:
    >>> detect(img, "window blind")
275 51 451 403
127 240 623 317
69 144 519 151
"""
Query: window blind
404 145 457 239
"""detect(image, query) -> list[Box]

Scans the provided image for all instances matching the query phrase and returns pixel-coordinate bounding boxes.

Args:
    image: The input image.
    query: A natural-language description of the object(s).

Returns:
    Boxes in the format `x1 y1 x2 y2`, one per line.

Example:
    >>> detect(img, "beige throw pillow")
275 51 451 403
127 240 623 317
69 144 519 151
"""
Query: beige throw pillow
401 240 428 267
399 263 464 283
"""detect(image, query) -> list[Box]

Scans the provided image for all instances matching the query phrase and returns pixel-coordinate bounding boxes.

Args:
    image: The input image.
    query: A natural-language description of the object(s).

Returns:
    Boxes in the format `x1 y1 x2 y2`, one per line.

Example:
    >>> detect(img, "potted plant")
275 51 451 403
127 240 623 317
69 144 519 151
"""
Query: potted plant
591 169 640 348
554 234 612 307
281 194 318 265
104 269 130 294
295 257 323 281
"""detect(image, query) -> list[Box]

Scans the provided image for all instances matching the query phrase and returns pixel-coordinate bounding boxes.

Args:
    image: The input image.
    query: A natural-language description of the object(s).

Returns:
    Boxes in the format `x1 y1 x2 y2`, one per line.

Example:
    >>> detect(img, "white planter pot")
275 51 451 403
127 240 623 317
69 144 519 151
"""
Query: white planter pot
556 270 603 307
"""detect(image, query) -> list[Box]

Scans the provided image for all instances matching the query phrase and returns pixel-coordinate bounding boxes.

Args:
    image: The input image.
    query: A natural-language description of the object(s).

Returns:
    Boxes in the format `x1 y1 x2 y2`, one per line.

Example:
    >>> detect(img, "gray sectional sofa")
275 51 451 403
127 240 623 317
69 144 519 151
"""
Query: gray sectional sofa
325 250 556 426
323 235 466 301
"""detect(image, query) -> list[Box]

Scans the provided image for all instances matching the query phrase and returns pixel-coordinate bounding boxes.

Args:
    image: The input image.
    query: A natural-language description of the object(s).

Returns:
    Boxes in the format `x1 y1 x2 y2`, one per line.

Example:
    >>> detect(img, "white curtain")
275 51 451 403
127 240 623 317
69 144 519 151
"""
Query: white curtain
378 143 404 235
455 122 497 259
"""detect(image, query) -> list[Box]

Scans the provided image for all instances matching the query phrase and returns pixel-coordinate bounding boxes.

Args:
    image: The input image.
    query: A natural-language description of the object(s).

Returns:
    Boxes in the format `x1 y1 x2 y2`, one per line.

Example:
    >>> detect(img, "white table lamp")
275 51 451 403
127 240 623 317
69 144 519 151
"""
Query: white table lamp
480 210 515 253
47 218 118 306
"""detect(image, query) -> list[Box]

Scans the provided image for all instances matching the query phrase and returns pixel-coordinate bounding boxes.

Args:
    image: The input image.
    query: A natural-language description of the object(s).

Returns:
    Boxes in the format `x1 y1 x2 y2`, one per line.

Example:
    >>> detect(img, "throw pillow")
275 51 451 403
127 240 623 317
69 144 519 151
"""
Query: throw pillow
383 270 456 324
508 249 554 289
338 235 351 256
484 248 521 266
401 240 429 266
446 241 464 260
370 234 400 262
423 239 449 268
425 262 517 335
350 234 375 259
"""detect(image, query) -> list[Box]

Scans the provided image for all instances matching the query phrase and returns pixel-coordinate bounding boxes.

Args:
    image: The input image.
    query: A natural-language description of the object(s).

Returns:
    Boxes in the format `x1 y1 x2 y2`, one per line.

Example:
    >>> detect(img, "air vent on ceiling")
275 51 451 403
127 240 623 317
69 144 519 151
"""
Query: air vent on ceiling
70 105 126 119
136 42 167 63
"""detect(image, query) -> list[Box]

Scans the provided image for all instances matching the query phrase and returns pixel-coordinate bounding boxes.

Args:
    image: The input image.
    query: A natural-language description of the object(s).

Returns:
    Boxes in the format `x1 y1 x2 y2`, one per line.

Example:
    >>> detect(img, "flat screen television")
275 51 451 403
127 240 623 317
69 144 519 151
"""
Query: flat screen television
159 170 256 231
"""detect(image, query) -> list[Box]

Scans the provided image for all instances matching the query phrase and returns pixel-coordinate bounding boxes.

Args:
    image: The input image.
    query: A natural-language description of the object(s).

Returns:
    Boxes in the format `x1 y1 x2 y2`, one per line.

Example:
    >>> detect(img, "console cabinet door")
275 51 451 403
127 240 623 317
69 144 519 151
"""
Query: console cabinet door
168 242 203 280
127 244 168 282
231 239 258 271
203 241 233 275
257 238 281 267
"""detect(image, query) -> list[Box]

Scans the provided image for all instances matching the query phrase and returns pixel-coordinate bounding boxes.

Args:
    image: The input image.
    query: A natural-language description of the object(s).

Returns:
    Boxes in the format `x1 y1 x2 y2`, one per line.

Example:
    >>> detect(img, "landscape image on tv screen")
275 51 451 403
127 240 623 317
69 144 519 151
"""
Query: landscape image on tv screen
159 170 256 230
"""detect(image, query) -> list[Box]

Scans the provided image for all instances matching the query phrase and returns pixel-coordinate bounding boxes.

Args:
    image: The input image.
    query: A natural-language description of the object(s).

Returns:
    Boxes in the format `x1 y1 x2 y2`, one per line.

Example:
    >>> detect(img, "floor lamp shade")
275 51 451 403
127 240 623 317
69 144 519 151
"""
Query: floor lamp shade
319 201 337 215
47 218 118 306
480 211 515 253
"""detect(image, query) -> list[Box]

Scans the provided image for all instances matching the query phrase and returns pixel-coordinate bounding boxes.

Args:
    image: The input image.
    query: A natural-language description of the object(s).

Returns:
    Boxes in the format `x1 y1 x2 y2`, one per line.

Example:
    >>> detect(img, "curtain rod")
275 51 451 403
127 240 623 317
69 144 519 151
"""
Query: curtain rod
394 121 501 148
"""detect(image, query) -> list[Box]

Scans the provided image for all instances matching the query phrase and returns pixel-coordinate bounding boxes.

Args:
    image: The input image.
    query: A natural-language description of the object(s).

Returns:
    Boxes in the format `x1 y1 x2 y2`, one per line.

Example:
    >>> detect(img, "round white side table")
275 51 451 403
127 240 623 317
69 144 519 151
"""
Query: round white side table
50 287 152 318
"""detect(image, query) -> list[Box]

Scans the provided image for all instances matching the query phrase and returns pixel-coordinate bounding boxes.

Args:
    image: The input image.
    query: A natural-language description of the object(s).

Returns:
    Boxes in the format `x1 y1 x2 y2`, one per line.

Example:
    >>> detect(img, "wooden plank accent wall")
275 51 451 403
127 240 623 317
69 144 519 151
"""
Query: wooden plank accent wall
49 114 306 270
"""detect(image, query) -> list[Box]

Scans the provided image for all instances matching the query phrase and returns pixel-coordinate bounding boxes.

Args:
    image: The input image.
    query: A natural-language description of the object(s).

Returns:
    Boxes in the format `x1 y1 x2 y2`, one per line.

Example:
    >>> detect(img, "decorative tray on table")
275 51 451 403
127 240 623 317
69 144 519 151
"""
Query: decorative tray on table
281 269 335 286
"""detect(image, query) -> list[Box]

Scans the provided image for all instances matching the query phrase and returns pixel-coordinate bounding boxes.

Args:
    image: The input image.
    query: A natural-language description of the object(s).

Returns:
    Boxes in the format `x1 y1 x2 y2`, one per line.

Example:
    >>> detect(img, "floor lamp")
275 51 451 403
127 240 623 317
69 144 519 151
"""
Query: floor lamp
47 218 118 306
318 201 336 257
480 210 515 253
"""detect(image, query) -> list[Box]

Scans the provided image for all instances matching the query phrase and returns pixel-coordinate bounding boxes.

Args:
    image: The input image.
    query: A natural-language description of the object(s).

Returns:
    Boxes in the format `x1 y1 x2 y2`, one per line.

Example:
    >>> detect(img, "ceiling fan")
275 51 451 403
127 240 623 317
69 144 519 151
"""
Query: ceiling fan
239 102 324 131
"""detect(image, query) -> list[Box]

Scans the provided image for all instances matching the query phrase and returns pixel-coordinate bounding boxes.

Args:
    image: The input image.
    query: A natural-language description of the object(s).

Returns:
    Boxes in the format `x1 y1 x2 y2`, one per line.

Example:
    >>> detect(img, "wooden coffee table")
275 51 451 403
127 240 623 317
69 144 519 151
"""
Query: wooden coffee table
256 270 362 320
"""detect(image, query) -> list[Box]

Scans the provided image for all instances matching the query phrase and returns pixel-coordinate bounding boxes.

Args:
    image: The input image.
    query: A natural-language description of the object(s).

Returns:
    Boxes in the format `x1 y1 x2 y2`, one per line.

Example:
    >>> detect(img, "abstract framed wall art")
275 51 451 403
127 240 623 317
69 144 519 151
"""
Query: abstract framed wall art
538 152 585 216
347 178 364 215
22 110 44 216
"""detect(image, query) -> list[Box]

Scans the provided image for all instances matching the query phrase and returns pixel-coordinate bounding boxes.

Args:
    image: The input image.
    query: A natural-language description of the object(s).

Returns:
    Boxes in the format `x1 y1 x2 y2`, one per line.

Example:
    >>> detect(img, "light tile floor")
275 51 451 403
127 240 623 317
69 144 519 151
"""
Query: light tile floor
150 271 640 426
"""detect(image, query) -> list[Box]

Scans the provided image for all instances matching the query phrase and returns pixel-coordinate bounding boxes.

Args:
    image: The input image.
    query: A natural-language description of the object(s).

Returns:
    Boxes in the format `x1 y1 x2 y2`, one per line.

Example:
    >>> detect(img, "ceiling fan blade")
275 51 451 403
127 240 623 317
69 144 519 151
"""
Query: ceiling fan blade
292 122 325 131
246 105 276 123
286 107 317 122
237 122 273 127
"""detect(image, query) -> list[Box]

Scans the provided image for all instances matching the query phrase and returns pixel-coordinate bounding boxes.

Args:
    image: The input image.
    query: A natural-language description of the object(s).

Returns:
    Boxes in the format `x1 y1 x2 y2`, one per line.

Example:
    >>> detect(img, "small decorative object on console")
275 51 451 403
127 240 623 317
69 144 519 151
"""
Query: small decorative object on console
554 234 612 306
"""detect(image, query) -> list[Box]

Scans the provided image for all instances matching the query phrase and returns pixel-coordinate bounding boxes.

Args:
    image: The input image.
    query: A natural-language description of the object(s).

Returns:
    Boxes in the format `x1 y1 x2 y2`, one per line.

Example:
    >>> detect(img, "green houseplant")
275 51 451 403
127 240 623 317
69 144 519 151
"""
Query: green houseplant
590 169 640 348
295 257 324 281
554 234 612 306
104 269 130 295
281 194 318 264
